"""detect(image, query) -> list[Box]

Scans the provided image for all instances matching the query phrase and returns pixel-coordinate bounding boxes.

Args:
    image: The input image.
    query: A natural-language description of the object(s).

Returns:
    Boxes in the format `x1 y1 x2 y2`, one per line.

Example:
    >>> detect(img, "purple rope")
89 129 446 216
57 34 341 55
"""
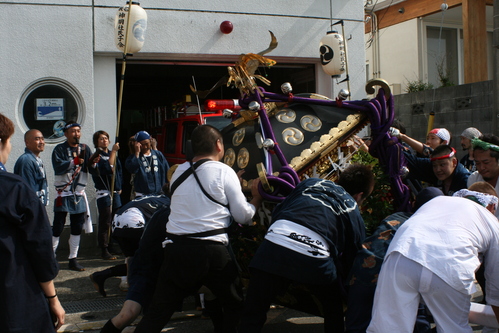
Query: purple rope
278 171 295 186
280 165 300 185
365 89 411 212
259 175 296 202
253 90 289 167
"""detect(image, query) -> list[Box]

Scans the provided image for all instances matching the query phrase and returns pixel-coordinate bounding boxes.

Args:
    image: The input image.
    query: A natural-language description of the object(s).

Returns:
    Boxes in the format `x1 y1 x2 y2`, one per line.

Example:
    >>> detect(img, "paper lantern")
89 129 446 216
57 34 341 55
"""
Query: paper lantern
319 31 346 78
115 2 147 53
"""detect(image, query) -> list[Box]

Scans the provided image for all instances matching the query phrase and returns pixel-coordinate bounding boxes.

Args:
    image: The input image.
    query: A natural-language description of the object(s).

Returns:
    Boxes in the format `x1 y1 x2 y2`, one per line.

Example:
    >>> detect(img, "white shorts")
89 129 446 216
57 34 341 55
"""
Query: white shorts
367 252 472 333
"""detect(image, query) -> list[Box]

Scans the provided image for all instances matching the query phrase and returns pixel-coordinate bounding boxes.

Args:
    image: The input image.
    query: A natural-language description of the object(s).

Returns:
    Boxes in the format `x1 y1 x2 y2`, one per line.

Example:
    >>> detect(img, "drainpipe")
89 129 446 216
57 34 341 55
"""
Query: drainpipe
365 9 380 79
372 12 381 78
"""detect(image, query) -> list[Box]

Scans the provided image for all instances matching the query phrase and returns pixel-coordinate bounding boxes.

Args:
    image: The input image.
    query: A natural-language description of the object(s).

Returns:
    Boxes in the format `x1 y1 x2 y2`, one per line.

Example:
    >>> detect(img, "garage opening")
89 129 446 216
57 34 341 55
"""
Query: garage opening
115 60 316 202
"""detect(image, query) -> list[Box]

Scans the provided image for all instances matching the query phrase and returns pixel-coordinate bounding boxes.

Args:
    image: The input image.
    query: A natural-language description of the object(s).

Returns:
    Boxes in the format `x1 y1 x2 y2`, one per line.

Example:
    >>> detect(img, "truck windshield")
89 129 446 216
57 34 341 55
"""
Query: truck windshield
206 116 232 130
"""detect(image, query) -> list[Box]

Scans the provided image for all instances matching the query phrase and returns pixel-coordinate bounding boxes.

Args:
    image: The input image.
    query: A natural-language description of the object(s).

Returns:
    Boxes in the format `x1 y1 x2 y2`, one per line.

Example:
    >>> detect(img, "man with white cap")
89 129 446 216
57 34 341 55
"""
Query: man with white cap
125 131 169 197
392 127 451 157
459 127 482 172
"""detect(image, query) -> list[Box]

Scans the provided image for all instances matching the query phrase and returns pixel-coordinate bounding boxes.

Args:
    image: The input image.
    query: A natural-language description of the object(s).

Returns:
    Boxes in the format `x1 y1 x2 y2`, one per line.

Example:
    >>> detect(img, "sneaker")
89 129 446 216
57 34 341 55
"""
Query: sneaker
68 258 85 271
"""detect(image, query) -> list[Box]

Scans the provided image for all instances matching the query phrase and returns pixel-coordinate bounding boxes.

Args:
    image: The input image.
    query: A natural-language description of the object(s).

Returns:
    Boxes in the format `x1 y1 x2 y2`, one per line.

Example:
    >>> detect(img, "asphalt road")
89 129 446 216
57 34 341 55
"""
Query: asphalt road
54 252 489 333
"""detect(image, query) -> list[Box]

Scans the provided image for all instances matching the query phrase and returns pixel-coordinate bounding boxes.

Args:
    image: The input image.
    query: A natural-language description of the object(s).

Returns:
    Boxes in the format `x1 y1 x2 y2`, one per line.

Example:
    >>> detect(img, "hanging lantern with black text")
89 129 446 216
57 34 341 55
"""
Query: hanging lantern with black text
319 30 346 78
114 2 147 54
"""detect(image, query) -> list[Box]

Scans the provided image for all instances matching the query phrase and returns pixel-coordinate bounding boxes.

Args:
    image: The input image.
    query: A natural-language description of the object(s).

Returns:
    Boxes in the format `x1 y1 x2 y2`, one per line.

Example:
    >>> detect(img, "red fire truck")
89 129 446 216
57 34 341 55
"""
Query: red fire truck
154 99 239 165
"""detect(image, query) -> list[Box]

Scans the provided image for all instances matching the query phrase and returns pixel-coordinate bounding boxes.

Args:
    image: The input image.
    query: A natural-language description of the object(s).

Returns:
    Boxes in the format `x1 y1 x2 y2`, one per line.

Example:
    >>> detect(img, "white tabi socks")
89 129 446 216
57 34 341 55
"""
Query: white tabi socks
52 236 60 255
68 234 81 259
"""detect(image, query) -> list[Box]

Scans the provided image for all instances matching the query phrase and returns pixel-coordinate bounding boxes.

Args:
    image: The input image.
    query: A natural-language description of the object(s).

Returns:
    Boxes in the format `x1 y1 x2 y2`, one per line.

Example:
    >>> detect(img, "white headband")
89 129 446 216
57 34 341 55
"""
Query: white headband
453 189 499 208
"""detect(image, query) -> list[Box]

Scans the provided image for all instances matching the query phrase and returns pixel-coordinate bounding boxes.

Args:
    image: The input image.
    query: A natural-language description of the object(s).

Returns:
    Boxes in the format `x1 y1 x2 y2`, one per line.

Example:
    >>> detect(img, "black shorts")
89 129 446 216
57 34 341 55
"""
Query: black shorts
112 228 144 257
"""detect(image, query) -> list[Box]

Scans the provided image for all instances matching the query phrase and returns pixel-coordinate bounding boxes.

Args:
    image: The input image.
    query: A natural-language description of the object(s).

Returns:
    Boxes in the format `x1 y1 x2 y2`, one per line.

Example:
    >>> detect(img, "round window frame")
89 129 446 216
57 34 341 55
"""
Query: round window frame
18 77 85 143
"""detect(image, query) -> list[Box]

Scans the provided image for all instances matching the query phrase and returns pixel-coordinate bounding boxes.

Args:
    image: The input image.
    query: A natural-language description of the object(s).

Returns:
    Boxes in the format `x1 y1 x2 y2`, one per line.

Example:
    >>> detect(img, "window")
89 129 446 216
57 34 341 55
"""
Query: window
19 78 84 142
425 25 493 87
206 116 231 131
426 26 459 88
182 121 199 156
164 122 178 154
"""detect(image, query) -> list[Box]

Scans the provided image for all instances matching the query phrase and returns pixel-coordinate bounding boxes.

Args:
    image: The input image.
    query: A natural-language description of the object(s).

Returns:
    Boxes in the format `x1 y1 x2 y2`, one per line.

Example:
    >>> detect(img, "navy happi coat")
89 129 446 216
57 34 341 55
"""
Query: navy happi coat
250 178 366 285
0 167 59 332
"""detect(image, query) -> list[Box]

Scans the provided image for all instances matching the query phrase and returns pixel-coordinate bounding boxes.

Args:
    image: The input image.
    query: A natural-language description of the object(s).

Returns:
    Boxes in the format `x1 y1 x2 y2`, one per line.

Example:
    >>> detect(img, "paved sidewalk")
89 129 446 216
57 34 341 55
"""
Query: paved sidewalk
54 249 201 332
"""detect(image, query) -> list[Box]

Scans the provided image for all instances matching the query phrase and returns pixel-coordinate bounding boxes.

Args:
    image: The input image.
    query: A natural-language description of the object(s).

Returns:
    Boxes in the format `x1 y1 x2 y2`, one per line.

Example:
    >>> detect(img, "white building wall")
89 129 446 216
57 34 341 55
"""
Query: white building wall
1 0 366 228
366 19 420 94
93 0 366 98
94 57 118 136
0 2 99 224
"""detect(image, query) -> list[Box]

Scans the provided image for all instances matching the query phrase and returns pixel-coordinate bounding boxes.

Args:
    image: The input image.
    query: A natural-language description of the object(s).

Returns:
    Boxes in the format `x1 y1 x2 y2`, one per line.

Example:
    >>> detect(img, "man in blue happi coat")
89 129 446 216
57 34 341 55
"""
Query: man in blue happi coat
125 131 169 197
51 121 95 271
404 144 469 196
14 129 49 206
239 164 375 333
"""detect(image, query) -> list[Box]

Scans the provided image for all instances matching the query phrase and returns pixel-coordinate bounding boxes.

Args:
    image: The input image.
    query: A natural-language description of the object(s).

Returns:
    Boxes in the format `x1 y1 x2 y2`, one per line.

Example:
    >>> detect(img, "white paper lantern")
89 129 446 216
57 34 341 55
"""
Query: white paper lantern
319 31 346 78
115 2 147 53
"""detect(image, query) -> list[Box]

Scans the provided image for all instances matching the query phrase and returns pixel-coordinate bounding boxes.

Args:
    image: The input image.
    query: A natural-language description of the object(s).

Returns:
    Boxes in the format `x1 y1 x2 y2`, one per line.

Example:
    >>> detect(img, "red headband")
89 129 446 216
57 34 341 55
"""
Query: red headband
430 147 456 161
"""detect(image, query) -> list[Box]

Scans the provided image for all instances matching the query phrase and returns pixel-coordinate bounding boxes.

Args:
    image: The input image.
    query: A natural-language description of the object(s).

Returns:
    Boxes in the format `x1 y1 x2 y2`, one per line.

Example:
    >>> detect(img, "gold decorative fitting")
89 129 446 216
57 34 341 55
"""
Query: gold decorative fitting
264 102 282 118
310 141 322 153
237 148 250 169
232 128 246 146
276 109 296 123
337 120 349 130
307 93 332 101
231 110 259 128
257 163 273 193
320 134 332 143
329 128 340 136
346 114 358 122
289 113 367 178
282 127 305 146
366 78 392 99
224 148 236 167
255 132 264 149
226 31 278 97
300 115 322 132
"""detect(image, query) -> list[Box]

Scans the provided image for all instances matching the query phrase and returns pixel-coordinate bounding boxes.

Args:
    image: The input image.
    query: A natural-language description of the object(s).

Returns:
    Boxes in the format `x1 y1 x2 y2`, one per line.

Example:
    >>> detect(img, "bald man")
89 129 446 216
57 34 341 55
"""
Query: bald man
14 129 48 206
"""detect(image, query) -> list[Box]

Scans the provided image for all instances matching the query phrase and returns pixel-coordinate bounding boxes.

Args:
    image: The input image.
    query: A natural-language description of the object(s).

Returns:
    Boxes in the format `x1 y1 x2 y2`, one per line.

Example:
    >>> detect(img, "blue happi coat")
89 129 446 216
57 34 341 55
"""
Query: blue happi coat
89 149 123 209
14 148 49 205
52 141 92 213
125 150 169 196
0 165 59 332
